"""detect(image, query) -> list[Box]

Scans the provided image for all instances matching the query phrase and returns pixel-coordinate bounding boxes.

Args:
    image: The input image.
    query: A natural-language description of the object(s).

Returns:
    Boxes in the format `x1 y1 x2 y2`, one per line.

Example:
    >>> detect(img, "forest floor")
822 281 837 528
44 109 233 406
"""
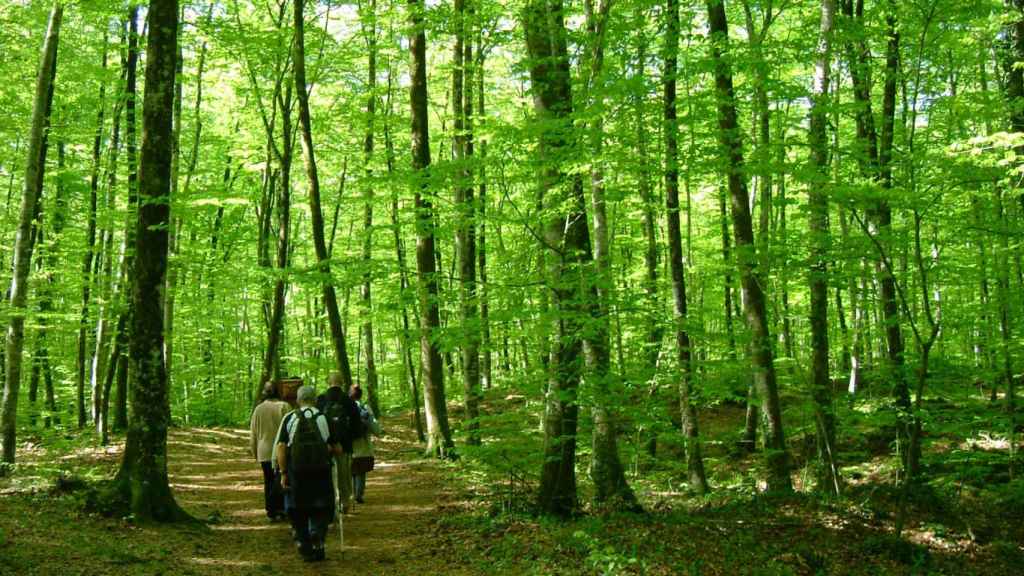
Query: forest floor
2 395 1023 575
0 414 472 576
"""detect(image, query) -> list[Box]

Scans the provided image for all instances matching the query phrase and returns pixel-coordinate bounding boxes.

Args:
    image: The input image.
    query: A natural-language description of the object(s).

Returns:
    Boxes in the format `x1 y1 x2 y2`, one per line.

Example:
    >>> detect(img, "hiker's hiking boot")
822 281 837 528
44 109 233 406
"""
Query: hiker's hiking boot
299 542 314 562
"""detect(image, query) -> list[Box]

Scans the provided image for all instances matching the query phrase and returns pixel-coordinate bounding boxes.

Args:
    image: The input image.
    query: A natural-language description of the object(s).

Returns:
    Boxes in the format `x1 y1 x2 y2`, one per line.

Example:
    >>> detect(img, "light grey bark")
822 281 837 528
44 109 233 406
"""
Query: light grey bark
2 3 62 464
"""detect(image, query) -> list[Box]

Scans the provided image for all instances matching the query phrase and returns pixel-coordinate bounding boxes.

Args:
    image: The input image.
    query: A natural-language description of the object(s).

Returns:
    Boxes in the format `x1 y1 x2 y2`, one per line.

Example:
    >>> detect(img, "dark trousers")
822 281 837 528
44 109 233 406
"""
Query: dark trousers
353 473 366 501
261 461 284 518
289 507 332 552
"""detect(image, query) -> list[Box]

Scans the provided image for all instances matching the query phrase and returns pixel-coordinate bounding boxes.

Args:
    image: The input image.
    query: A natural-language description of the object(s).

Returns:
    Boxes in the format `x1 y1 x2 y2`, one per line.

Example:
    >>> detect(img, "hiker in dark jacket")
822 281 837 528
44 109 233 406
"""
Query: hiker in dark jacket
316 372 362 514
275 385 341 562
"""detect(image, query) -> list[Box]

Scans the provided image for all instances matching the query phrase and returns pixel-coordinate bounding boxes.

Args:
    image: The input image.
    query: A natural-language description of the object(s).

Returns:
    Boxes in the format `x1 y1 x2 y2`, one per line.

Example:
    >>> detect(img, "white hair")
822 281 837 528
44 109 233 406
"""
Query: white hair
296 385 317 406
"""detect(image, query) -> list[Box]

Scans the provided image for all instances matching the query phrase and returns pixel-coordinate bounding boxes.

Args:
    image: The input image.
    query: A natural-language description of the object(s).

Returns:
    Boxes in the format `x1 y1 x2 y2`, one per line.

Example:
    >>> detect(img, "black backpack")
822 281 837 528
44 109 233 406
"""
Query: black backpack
325 397 367 444
290 409 330 472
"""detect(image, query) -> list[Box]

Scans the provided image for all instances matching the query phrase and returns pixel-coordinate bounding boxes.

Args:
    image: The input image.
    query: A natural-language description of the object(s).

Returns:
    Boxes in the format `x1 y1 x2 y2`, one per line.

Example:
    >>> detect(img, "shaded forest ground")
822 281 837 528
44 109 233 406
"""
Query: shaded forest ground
1 381 1023 575
0 414 473 576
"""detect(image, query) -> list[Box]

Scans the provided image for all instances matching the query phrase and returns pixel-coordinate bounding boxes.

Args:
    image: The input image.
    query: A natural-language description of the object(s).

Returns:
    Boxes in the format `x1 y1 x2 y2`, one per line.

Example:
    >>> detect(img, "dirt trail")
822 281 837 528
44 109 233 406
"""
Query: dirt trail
166 415 458 575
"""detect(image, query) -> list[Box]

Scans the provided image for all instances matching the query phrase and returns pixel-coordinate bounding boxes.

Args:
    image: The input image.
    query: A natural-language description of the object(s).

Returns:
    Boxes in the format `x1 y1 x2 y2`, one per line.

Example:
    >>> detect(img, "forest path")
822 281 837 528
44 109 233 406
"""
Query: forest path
167 413 461 575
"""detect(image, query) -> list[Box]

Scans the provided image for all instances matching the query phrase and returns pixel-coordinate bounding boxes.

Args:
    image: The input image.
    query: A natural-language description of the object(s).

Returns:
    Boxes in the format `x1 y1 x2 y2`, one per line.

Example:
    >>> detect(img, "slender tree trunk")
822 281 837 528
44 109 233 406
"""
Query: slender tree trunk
477 42 492 392
2 3 61 463
1000 0 1023 473
841 0 911 459
294 0 355 388
741 3 774 283
410 0 454 456
453 0 481 445
166 6 208 390
78 32 109 430
361 0 381 416
705 0 791 492
35 135 67 429
636 13 662 386
114 6 141 435
995 189 1017 475
665 0 709 494
257 2 294 391
719 189 738 360
384 65 424 441
100 314 126 445
114 0 188 522
807 0 841 495
584 0 640 506
777 149 796 365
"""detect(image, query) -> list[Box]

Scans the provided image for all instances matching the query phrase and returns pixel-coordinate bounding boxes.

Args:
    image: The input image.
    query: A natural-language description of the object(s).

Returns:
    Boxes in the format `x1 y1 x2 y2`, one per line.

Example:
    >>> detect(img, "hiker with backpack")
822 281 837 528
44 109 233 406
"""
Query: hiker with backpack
316 372 363 514
274 385 341 562
250 382 290 521
349 385 382 504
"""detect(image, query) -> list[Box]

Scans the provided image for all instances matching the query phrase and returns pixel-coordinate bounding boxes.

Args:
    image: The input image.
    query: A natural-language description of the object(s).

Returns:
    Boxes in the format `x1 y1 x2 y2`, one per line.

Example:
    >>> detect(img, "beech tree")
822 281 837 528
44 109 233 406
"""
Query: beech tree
113 0 187 521
705 0 791 492
1 2 61 464
410 0 454 457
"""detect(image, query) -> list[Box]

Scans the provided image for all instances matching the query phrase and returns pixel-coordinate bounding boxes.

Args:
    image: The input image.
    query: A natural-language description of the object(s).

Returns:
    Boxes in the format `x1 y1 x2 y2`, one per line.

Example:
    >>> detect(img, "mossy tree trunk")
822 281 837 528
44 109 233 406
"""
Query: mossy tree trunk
114 0 189 522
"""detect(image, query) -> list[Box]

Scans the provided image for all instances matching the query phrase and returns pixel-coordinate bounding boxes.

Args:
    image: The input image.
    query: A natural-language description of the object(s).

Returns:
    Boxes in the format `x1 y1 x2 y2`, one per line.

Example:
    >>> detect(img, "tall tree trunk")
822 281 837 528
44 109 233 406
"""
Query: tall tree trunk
807 0 840 495
88 32 127 429
384 65 424 441
841 0 911 460
664 0 710 494
115 6 141 434
741 2 774 282
584 0 640 506
361 0 381 416
100 314 127 444
35 136 67 429
166 5 208 391
636 10 662 387
705 0 792 492
453 0 481 445
524 0 603 515
777 127 795 361
256 2 294 391
477 40 492 392
410 0 454 456
78 32 109 430
1 3 61 464
995 189 1017 475
114 0 188 522
1000 0 1023 473
294 0 355 388
719 189 738 360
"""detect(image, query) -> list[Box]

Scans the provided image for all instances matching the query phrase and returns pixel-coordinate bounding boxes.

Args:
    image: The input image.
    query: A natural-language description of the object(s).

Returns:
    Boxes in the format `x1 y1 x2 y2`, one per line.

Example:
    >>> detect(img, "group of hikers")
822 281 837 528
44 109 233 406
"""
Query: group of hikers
250 371 382 562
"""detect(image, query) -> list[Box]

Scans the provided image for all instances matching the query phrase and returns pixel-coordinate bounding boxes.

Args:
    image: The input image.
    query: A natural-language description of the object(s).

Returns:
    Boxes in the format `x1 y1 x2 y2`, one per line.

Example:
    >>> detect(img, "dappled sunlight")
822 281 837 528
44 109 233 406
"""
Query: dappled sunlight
1 416 469 575
177 499 255 508
167 440 236 454
169 458 253 467
172 470 258 483
188 556 264 568
961 432 1011 452
229 507 279 519
170 482 261 493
